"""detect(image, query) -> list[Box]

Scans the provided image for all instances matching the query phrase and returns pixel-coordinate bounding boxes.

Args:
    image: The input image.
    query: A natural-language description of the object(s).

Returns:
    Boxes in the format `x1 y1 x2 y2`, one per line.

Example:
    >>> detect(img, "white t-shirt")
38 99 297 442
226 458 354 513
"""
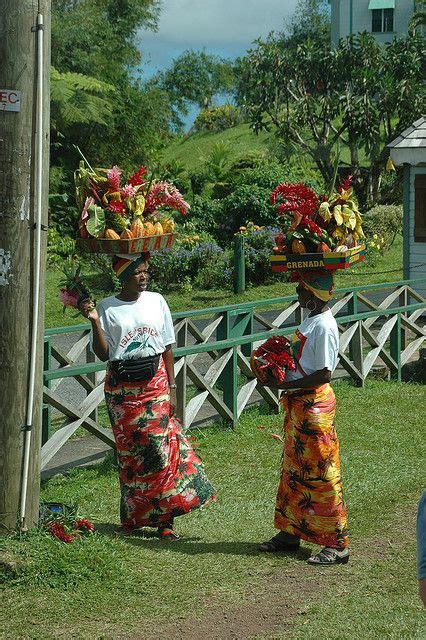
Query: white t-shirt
92 292 175 361
286 309 339 382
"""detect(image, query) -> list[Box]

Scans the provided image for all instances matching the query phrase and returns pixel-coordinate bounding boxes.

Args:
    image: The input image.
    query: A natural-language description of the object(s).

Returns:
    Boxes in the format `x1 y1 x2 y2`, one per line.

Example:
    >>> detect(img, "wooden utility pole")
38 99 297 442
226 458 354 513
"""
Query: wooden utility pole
0 1 50 532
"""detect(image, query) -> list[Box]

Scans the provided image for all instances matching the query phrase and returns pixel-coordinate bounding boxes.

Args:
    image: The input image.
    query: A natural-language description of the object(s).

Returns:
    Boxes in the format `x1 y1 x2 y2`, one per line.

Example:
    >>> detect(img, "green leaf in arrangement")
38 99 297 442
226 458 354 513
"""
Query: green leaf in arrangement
86 204 106 238
333 204 343 226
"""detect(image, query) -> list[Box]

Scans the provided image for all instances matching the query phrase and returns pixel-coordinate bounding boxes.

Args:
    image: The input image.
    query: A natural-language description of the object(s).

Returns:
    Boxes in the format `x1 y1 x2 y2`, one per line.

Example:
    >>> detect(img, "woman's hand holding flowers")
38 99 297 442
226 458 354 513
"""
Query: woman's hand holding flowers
79 299 98 322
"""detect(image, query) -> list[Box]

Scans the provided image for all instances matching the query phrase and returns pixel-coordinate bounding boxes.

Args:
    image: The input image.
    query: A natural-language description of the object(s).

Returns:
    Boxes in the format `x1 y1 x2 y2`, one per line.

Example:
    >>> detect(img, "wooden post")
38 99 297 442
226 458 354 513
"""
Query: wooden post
0 1 50 533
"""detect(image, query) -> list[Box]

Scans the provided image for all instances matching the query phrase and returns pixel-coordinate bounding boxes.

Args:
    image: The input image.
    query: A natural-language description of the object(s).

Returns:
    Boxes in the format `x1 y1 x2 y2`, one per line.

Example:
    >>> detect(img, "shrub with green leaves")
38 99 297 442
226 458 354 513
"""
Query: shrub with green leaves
233 157 324 193
220 184 276 238
241 225 282 286
149 240 228 292
186 196 224 233
194 104 243 132
47 227 76 266
363 204 403 250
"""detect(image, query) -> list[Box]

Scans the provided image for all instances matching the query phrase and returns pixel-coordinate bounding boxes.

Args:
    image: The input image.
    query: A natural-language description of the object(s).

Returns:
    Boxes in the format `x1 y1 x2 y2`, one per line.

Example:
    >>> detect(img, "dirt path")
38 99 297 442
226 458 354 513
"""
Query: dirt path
122 503 415 640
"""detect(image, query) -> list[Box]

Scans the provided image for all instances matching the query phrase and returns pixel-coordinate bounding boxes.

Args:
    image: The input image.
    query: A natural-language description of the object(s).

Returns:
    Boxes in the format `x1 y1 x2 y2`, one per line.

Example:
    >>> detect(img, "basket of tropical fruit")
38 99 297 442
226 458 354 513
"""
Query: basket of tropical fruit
74 160 189 254
269 177 366 272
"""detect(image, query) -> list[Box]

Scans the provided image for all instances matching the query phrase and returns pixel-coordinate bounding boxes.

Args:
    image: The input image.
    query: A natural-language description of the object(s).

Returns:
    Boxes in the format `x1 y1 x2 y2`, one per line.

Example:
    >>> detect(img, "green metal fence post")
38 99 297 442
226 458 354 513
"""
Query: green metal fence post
399 286 408 352
42 337 51 444
233 234 245 294
390 314 402 381
230 309 253 358
217 310 237 427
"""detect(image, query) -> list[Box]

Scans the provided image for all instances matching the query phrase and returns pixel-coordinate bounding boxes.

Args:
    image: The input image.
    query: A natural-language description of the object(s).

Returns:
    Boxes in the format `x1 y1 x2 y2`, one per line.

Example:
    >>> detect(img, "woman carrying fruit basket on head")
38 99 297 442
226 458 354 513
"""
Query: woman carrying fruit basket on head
79 253 215 539
258 269 349 565
256 177 367 564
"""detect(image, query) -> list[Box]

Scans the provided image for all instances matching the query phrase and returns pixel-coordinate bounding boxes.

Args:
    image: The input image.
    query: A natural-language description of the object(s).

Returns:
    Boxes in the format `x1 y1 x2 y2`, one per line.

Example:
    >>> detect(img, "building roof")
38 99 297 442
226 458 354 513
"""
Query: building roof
388 117 426 166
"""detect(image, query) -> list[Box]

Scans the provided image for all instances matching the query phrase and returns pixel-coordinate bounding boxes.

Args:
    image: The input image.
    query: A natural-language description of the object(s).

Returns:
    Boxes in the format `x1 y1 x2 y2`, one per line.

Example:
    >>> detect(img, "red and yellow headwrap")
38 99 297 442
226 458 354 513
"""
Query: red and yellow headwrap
291 269 334 302
112 252 150 283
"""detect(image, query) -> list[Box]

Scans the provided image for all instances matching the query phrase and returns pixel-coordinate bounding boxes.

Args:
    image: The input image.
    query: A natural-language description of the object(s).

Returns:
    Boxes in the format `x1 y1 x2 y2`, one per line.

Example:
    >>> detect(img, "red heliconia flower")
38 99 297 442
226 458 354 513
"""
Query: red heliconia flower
74 518 94 533
48 521 74 543
302 217 323 234
270 183 319 219
127 166 147 187
108 201 127 214
107 165 122 191
338 174 353 194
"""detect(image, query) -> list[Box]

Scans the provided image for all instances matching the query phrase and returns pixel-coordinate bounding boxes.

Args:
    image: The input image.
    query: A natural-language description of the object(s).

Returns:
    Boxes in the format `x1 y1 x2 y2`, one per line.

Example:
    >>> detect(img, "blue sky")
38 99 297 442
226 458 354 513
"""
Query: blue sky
137 0 300 80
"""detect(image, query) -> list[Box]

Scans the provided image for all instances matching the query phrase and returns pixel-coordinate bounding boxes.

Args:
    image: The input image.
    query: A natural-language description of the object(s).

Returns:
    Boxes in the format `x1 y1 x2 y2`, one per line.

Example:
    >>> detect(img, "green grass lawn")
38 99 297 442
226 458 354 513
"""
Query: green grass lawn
1 379 424 639
160 121 369 172
45 236 403 329
161 123 272 170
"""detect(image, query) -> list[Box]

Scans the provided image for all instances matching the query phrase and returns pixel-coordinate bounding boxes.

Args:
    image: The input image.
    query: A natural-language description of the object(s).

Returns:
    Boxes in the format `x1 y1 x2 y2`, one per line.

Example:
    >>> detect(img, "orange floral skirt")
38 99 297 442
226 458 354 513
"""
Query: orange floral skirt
274 384 348 548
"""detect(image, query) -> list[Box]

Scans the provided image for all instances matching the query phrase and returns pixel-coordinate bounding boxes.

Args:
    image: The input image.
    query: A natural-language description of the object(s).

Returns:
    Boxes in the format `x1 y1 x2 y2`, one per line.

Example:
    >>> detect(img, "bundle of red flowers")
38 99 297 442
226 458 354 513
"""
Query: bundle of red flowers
251 335 296 384
46 517 94 543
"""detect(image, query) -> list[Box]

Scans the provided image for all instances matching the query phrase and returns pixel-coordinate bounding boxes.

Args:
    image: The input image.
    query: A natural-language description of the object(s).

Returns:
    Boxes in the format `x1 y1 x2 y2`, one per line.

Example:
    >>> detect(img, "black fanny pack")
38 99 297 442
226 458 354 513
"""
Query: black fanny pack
111 354 160 383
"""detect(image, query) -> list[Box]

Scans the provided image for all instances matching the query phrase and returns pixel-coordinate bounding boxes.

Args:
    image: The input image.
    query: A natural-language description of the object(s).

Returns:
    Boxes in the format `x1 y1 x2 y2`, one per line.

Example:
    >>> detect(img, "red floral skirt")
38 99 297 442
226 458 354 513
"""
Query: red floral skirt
104 359 215 529
274 384 348 548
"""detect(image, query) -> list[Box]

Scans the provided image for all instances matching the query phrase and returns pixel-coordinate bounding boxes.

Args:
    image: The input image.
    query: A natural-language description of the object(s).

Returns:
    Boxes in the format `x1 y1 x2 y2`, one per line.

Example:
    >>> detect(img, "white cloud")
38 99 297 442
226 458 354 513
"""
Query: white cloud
149 0 298 46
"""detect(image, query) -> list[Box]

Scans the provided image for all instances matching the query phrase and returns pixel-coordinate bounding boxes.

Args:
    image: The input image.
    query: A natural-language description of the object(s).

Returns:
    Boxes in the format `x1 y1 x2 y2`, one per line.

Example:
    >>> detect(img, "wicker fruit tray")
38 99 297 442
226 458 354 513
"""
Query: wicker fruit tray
76 233 177 254
270 244 366 272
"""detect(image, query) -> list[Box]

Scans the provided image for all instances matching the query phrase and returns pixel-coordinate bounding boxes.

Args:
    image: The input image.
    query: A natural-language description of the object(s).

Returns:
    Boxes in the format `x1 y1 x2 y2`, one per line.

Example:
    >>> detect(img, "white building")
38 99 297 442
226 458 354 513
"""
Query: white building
329 0 416 44
388 117 426 297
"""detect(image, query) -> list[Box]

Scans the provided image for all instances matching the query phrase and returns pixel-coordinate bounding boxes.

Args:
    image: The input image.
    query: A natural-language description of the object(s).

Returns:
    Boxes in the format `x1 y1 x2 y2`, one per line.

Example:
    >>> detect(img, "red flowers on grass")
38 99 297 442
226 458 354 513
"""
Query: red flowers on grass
47 521 74 544
46 517 95 543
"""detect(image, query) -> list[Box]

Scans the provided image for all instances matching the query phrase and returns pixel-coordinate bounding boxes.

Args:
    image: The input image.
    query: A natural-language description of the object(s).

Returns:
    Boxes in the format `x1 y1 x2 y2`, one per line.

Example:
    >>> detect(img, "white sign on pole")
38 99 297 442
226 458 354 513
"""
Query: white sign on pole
0 90 21 112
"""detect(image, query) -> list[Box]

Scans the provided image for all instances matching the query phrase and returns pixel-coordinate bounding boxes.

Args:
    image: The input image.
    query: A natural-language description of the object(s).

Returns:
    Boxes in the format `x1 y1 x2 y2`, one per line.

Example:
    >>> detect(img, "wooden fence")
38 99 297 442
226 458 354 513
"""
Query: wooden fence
41 278 426 472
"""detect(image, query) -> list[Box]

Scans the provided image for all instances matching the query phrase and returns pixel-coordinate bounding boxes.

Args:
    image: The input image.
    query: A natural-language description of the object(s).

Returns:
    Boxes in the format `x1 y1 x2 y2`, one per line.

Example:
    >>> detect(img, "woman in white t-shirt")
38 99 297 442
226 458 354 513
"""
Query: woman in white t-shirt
79 252 215 539
259 270 349 565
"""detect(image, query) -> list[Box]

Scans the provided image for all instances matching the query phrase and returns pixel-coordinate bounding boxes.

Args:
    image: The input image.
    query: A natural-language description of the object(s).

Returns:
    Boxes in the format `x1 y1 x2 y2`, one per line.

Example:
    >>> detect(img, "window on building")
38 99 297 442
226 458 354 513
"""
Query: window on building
371 8 394 32
414 175 426 243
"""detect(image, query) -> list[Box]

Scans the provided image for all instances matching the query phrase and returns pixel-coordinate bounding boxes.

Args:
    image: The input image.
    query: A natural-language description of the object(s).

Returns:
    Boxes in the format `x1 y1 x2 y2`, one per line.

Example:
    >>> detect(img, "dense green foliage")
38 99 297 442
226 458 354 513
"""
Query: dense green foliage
237 32 425 206
50 0 171 191
47 0 410 304
194 104 243 132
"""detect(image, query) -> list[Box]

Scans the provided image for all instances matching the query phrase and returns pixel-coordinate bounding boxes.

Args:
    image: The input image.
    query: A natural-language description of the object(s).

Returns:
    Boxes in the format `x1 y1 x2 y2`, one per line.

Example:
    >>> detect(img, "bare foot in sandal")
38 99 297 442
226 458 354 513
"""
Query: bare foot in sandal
259 531 300 552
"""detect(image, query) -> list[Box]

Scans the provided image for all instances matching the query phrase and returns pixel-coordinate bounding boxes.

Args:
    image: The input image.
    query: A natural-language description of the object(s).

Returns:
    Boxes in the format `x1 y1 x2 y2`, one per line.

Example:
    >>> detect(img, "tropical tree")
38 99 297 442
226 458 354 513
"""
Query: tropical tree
237 33 425 206
50 67 115 131
49 0 172 191
286 0 330 47
51 0 160 84
151 50 235 127
409 0 426 34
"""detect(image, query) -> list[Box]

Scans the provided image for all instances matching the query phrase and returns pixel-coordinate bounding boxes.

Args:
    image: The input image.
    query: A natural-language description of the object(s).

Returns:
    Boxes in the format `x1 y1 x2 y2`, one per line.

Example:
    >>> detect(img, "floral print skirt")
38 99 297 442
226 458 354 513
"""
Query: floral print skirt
274 384 348 549
104 359 215 529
